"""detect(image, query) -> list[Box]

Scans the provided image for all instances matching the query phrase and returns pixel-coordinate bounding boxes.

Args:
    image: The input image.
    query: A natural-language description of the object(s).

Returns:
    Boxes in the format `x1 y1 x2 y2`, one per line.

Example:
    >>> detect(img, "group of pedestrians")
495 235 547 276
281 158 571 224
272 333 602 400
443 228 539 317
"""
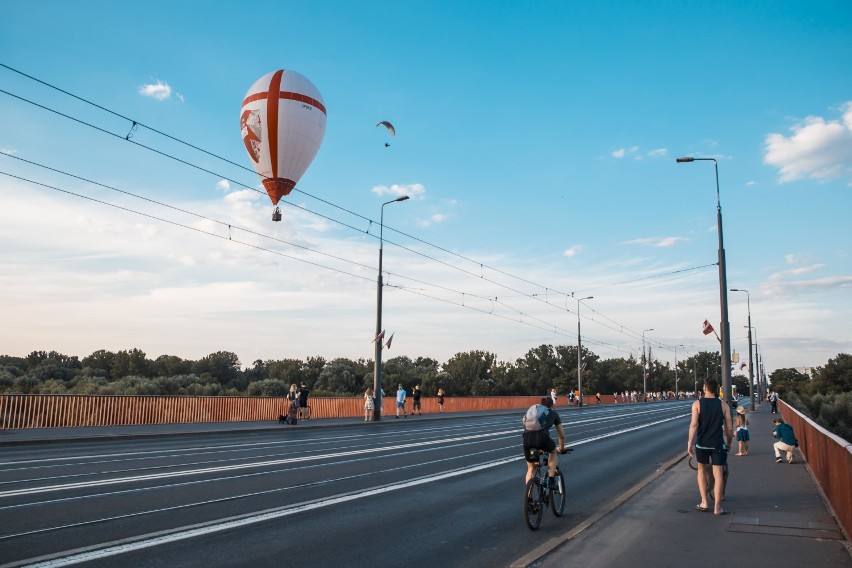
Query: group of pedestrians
523 378 800 521
685 378 799 517
362 385 445 421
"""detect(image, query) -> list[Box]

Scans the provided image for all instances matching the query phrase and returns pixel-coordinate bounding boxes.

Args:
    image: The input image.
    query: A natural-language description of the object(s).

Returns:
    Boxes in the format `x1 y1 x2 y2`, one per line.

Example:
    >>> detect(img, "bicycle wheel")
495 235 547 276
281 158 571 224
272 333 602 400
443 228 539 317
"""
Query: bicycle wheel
550 469 566 516
524 478 544 530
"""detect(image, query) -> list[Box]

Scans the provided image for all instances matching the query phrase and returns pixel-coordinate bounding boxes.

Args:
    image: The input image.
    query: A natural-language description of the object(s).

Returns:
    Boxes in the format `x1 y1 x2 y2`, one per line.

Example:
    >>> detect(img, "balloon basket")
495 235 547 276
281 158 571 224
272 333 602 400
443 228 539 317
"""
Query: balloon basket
272 207 282 222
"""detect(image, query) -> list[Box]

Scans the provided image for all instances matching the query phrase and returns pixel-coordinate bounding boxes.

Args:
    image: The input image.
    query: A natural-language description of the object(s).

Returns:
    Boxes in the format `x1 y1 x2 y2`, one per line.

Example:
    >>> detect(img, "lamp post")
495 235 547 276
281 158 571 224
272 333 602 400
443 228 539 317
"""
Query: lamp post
373 195 409 421
642 328 653 402
674 344 684 399
575 295 593 407
730 288 755 411
677 157 732 406
753 327 763 402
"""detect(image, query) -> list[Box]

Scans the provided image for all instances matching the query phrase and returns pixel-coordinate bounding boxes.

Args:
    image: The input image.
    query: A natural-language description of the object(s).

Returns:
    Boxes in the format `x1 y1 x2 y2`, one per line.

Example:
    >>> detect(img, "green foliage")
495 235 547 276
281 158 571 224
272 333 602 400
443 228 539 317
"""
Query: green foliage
786 391 852 443
246 379 290 397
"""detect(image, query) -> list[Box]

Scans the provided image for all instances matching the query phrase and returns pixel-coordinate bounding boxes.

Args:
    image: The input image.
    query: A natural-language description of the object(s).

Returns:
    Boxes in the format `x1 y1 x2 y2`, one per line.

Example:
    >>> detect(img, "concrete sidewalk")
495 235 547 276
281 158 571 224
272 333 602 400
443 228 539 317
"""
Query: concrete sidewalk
528 402 851 568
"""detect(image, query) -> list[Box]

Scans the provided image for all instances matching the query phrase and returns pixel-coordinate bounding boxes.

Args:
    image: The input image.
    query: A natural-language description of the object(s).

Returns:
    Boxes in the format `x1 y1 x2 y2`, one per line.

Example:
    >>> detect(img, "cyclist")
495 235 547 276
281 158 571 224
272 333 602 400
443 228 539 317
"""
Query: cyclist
523 397 566 487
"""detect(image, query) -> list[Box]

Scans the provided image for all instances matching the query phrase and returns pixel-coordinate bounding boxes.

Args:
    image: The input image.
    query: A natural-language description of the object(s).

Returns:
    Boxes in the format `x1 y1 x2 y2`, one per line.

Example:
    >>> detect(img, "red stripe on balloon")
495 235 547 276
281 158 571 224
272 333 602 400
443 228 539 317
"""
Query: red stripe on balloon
266 70 283 180
242 92 327 115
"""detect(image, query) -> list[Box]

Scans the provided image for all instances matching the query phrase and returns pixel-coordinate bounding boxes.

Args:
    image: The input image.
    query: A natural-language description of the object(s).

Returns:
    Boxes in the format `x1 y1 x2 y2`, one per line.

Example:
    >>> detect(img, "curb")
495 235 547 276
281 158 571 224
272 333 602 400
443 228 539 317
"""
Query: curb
510 451 688 568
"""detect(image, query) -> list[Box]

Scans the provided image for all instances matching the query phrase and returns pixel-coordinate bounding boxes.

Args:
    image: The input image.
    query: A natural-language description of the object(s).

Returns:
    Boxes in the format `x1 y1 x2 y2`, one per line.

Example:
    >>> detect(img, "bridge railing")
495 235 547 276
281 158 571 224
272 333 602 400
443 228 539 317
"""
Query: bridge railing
0 394 548 429
779 398 852 540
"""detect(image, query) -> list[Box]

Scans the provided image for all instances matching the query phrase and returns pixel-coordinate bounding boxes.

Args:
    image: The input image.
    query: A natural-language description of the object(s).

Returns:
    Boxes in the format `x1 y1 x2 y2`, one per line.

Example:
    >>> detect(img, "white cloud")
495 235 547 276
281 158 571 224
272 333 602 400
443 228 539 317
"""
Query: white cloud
216 179 231 191
611 146 667 160
563 245 583 257
418 213 448 227
622 236 688 248
371 183 426 199
138 80 173 101
745 180 757 187
1 148 17 155
763 101 852 183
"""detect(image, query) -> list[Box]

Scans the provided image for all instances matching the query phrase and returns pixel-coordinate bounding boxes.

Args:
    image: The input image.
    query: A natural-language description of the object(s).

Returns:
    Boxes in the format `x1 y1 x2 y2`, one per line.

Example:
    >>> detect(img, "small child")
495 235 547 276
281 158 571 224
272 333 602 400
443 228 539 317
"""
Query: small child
735 406 749 456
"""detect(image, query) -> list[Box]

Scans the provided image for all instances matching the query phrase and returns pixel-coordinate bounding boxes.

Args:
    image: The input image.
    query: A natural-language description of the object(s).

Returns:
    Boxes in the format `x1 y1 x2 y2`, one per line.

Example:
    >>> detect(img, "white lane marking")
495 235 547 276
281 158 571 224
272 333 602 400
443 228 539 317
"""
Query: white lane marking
0 420 505 467
0 429 518 498
9 412 690 567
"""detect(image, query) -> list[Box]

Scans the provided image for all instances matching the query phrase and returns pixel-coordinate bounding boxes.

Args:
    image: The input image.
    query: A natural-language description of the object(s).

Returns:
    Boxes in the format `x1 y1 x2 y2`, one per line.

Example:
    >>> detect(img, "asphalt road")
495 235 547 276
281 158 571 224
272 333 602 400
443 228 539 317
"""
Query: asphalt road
0 401 693 567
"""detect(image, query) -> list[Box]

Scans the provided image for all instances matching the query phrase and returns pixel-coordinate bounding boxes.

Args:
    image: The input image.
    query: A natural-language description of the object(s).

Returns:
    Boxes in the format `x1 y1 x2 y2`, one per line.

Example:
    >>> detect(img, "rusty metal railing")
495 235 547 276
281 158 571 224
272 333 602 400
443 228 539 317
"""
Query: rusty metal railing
0 394 553 430
780 399 852 540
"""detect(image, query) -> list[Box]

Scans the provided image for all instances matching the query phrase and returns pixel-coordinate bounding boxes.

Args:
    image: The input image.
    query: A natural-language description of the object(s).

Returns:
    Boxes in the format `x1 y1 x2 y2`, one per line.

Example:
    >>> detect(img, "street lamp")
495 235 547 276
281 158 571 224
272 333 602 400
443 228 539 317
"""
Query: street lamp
753 327 763 402
574 295 593 406
674 344 684 399
373 195 409 421
731 288 755 411
677 156 732 405
642 328 653 401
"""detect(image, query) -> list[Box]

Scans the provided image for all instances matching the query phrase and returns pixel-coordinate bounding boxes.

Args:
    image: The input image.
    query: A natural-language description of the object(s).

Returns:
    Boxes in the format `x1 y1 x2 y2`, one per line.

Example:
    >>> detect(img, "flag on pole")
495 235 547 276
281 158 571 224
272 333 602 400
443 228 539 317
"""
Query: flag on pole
385 333 394 349
372 330 385 343
702 319 722 343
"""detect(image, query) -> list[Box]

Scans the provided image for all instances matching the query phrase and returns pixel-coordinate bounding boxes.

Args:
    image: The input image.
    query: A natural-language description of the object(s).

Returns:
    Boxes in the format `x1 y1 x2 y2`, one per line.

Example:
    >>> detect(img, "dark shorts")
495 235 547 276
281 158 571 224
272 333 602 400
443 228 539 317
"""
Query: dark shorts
413 400 421 409
696 446 728 467
523 430 556 462
736 430 750 441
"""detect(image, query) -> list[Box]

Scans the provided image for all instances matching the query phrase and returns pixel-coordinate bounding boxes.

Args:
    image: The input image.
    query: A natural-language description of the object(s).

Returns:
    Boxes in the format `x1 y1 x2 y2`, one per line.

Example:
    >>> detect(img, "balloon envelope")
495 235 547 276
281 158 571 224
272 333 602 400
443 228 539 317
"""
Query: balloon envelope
241 70 327 205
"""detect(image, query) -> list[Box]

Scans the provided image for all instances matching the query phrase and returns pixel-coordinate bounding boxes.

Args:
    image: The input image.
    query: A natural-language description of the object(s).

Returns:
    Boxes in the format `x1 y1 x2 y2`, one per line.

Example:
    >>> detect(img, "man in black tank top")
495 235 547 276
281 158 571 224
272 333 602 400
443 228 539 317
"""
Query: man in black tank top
687 379 733 515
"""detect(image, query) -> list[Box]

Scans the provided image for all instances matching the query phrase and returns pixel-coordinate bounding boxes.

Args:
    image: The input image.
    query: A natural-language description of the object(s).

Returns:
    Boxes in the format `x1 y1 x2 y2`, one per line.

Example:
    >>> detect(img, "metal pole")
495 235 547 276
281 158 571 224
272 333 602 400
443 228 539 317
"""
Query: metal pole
674 344 683 398
642 328 653 402
575 296 592 407
373 196 408 421
753 327 761 403
731 289 755 411
677 157 732 405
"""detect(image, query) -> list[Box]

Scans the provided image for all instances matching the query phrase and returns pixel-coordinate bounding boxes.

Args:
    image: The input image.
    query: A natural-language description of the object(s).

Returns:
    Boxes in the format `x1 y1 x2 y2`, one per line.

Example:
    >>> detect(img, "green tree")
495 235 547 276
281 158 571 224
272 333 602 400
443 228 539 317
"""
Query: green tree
442 350 497 396
153 355 192 377
769 368 811 398
247 379 290 397
315 358 365 395
111 349 152 379
82 350 116 380
812 353 852 395
195 351 243 390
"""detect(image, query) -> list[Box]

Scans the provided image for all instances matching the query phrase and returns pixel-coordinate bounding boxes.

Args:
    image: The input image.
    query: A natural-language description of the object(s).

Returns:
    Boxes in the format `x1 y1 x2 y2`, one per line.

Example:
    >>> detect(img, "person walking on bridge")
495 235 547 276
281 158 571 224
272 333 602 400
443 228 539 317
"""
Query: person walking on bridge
687 378 733 516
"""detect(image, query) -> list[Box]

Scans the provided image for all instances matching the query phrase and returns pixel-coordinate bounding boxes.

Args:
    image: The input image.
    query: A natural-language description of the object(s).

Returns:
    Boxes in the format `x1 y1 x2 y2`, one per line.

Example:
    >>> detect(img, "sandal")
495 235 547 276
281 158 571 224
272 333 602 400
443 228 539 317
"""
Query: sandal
695 504 709 512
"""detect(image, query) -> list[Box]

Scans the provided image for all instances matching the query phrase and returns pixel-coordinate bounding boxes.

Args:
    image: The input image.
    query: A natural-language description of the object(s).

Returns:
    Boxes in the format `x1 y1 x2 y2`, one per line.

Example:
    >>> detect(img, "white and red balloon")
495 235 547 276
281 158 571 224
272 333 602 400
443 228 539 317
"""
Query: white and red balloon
240 69 326 220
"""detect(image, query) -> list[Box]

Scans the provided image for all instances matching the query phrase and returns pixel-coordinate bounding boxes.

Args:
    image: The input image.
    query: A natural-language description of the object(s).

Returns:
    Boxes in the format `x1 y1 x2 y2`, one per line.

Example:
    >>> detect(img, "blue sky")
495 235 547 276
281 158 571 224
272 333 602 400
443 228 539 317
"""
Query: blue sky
1 1 850 374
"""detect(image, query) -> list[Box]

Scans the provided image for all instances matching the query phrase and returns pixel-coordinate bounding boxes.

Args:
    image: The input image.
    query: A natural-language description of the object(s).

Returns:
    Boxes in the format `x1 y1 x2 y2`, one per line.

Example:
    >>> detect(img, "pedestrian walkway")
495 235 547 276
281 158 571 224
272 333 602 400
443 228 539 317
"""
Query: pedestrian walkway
528 402 851 568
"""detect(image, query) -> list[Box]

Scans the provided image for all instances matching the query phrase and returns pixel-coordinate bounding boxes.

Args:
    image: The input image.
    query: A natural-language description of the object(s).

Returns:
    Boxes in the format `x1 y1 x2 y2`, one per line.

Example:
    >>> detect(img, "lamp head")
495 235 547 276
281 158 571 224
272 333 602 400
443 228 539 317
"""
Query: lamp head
395 195 410 202
676 157 694 163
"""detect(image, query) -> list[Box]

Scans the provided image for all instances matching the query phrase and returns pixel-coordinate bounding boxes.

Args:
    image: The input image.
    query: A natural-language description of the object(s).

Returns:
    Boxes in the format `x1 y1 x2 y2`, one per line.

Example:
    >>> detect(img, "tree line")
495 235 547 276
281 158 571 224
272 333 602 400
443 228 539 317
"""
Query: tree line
0 345 743 399
768 353 852 442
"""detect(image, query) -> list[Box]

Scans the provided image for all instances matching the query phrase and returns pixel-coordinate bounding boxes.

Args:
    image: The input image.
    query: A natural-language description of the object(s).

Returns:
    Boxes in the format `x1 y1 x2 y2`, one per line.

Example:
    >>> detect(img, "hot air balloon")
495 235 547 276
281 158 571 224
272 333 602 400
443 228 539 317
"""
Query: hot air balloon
241 70 327 221
376 120 395 147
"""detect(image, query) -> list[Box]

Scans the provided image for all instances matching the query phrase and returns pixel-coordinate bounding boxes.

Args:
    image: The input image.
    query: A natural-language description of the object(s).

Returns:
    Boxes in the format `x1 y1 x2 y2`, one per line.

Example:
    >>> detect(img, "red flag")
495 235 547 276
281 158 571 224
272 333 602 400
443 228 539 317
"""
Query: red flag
372 330 385 343
702 319 714 335
385 333 394 349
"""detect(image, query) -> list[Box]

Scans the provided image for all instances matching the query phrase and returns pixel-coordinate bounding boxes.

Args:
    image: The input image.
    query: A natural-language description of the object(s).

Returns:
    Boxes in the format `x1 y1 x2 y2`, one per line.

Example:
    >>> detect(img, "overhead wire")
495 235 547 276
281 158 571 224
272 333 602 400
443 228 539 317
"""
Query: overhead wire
0 63 717 359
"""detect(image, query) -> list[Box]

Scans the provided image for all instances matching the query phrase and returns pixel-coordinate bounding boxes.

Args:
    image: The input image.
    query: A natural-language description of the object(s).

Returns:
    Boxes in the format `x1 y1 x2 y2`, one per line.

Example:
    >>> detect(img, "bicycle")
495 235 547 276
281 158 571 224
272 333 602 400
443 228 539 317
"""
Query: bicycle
524 448 571 530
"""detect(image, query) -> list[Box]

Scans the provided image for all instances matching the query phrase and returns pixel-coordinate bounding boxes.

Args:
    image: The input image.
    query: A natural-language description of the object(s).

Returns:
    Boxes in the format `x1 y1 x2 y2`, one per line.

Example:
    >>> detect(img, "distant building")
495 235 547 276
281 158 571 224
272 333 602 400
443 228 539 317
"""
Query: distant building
794 366 815 379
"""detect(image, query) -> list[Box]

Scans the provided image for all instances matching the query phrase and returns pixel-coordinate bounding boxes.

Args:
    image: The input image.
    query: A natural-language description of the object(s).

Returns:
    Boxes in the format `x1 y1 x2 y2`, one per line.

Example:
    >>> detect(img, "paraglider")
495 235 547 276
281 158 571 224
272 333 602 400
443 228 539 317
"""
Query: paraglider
240 70 327 221
376 120 395 147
